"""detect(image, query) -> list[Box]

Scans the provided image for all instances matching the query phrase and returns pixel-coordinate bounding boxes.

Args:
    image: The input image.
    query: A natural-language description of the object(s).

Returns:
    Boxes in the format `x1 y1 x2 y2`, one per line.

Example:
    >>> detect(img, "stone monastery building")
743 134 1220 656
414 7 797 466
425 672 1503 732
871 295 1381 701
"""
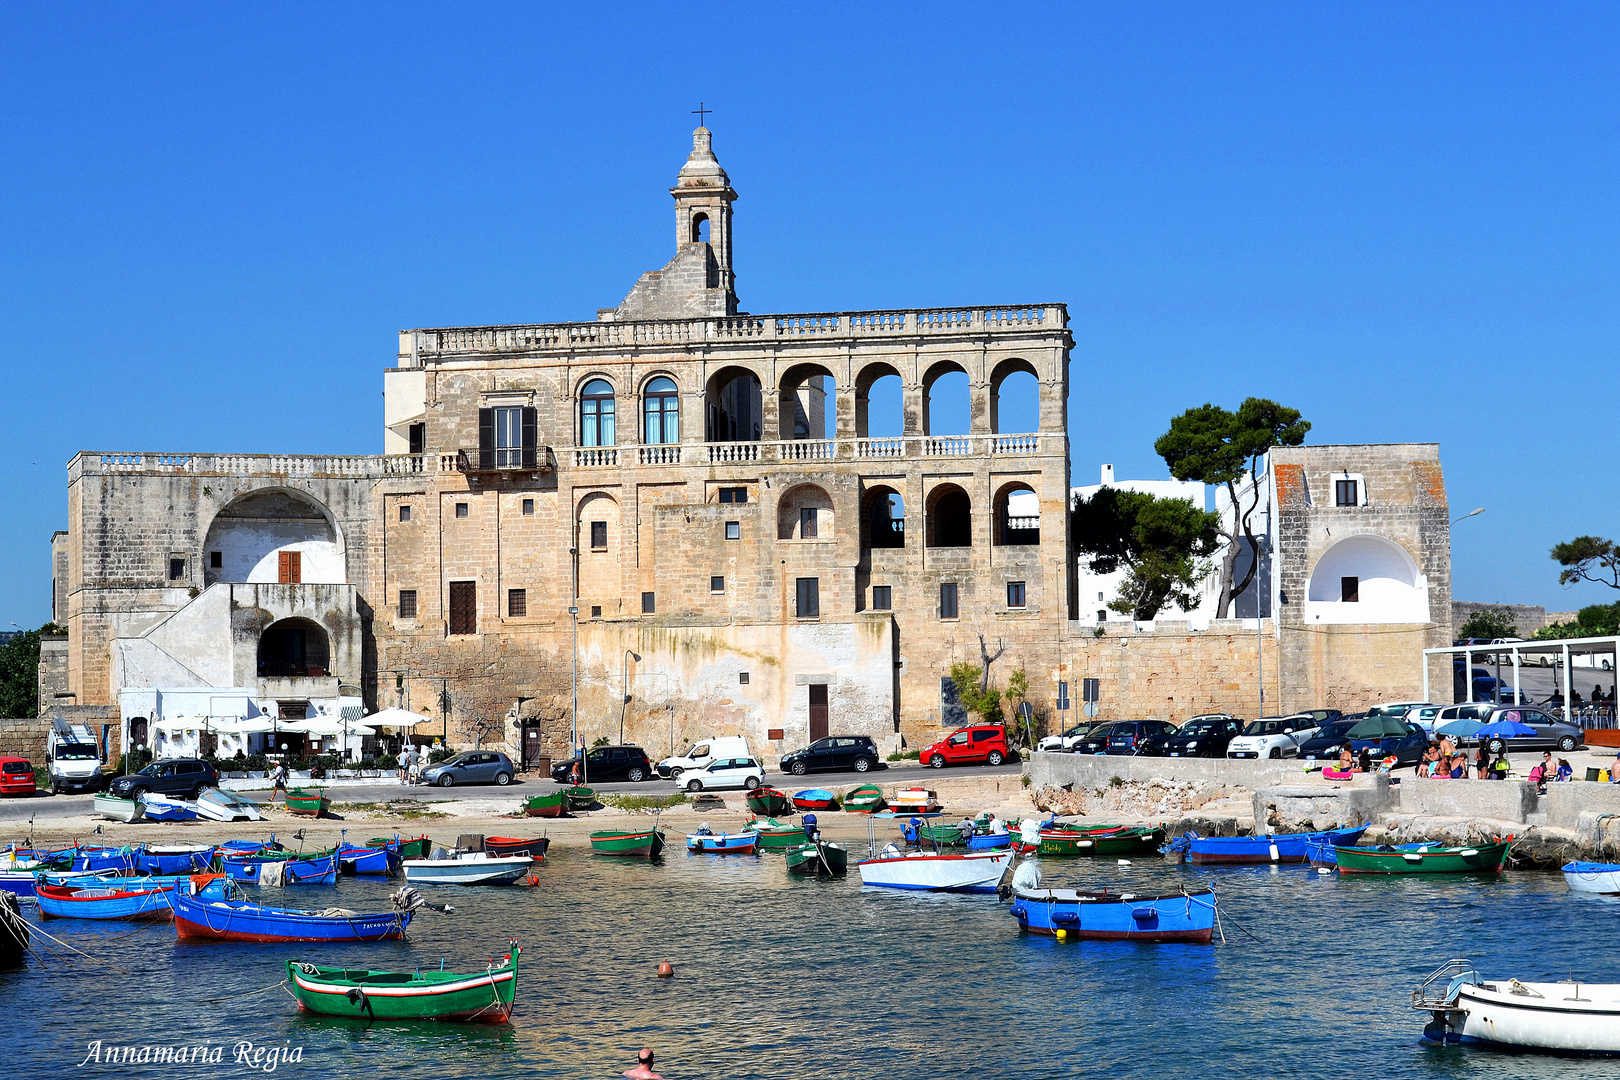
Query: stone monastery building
54 126 1453 764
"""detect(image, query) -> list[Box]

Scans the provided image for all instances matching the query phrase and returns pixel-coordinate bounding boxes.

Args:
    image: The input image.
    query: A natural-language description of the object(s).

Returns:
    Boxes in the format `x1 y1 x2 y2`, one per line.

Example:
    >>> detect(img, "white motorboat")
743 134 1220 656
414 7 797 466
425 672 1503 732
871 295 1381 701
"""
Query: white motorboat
193 788 263 822
856 844 1012 892
1563 861 1620 895
93 793 144 823
1416 958 1620 1055
402 851 533 886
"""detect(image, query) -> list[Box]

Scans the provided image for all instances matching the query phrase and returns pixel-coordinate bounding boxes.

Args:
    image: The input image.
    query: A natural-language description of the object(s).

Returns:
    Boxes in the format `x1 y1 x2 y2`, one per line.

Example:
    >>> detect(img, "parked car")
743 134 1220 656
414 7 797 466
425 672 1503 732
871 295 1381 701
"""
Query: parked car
1071 722 1121 755
1296 719 1361 761
1037 721 1106 753
920 725 1009 768
1350 720 1430 766
1454 659 1512 702
106 758 220 800
1404 705 1446 736
1296 708 1344 728
422 750 515 787
0 756 37 797
550 745 655 783
1151 715 1245 758
657 735 750 780
778 736 880 775
1366 700 1436 719
681 756 765 792
1477 706 1585 755
1105 719 1178 756
1227 715 1320 759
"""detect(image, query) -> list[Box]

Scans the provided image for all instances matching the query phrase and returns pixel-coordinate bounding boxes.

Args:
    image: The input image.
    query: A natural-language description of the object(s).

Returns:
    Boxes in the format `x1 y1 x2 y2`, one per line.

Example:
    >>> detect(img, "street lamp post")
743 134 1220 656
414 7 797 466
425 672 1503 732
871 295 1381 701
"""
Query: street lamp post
569 604 580 784
620 650 641 745
1451 507 1486 527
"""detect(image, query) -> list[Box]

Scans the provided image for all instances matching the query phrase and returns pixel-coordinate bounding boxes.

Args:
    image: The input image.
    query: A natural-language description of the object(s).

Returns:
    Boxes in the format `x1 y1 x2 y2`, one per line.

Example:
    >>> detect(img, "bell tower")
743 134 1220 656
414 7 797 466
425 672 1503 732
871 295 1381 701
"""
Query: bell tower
672 126 738 311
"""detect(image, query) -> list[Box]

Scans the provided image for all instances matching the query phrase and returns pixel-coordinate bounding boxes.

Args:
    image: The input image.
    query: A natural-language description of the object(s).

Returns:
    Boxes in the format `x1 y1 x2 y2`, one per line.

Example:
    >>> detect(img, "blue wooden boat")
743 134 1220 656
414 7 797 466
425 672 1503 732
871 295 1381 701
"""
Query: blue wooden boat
218 839 276 854
135 844 214 875
138 794 199 823
35 874 231 920
966 832 1014 852
1009 884 1217 942
792 789 836 811
1163 825 1369 865
172 891 412 942
685 830 759 854
221 851 338 885
46 846 139 873
337 845 399 876
0 869 40 898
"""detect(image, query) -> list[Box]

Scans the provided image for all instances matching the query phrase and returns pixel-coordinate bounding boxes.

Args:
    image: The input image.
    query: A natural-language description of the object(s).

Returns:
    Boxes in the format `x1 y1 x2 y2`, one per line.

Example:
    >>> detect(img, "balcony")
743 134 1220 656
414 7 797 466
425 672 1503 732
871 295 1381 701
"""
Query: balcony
455 447 555 475
563 434 1056 468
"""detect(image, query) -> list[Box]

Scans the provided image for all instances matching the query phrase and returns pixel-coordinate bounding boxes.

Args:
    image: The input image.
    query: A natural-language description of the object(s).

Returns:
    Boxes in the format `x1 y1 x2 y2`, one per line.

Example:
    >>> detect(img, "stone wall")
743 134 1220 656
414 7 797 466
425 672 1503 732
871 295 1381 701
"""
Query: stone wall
0 717 48 766
1394 777 1538 822
1452 601 1546 637
37 635 68 715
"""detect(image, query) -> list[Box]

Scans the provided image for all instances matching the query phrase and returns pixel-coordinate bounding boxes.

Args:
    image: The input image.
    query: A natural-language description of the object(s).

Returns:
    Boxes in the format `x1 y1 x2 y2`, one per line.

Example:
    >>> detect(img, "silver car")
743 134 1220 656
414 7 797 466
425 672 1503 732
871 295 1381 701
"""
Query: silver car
1477 707 1585 755
421 751 516 787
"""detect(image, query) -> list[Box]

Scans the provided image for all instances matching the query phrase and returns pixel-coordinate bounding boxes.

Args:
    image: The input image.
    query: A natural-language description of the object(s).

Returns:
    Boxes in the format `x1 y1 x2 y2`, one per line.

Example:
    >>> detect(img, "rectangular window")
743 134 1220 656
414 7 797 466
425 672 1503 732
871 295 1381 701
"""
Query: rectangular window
725 521 740 541
871 585 892 611
1335 479 1358 507
521 498 534 516
276 551 301 583
455 502 469 519
641 591 656 614
449 581 477 634
719 487 748 504
399 505 411 522
508 588 526 617
493 406 523 468
1341 576 1360 603
800 507 818 538
209 551 222 569
710 576 725 593
1007 581 1027 608
399 589 418 619
590 521 607 550
939 582 959 619
796 577 820 618
590 604 602 618
739 672 750 685
408 422 425 456
169 557 185 581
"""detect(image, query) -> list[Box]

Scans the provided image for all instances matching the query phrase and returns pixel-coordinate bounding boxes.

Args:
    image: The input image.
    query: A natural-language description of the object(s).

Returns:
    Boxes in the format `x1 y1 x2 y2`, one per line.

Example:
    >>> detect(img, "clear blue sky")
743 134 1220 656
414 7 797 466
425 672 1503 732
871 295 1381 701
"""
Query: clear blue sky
2 3 1617 628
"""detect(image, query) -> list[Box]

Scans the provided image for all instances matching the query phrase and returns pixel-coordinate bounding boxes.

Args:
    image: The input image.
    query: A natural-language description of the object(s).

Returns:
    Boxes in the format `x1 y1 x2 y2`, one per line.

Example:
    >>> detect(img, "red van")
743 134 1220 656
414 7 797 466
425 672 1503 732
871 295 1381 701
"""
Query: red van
920 725 1010 768
0 757 37 797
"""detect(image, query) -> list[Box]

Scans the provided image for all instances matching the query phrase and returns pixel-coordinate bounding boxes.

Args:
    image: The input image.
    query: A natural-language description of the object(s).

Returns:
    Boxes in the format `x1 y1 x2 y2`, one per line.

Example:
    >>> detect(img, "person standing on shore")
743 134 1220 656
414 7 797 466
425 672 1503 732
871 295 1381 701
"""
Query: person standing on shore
270 760 288 801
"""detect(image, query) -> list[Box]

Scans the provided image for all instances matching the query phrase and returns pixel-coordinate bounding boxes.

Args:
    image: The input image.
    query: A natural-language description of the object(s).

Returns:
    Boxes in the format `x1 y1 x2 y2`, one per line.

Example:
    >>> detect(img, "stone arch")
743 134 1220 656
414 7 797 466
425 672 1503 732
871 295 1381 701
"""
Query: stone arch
203 487 344 586
854 361 904 439
993 480 1040 545
257 617 331 678
862 484 906 549
777 483 834 540
705 365 763 442
926 483 973 547
576 491 622 603
691 212 710 243
989 357 1041 435
921 359 970 436
777 362 837 441
1305 534 1428 623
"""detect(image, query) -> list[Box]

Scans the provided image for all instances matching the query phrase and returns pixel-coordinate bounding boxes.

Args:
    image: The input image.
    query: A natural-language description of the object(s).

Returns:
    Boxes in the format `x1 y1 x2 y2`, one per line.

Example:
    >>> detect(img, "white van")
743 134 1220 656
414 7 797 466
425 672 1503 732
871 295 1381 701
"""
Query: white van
657 735 750 780
45 719 104 795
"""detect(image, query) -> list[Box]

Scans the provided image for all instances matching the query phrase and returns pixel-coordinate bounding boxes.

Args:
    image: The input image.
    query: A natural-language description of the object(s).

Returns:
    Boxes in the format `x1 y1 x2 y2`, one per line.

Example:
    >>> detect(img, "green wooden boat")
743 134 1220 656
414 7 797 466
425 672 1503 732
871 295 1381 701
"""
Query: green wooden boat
523 791 567 818
1037 825 1166 857
915 823 972 846
564 786 596 811
285 788 330 817
287 942 520 1022
367 835 430 860
589 827 666 857
842 784 885 814
745 817 808 850
785 841 848 875
745 787 792 816
1333 839 1513 875
1040 821 1128 834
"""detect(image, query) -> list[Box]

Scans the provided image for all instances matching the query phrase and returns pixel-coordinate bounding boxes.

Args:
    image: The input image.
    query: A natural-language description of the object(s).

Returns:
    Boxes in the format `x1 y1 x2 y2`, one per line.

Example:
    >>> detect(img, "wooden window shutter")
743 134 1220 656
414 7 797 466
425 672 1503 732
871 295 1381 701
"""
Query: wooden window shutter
521 406 538 469
278 552 291 583
478 408 495 470
288 551 301 583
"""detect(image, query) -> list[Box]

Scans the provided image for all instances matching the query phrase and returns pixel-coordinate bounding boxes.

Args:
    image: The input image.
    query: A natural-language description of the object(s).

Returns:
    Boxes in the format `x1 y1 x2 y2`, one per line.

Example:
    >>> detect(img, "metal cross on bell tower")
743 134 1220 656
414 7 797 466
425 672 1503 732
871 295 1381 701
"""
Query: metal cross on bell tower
692 102 711 127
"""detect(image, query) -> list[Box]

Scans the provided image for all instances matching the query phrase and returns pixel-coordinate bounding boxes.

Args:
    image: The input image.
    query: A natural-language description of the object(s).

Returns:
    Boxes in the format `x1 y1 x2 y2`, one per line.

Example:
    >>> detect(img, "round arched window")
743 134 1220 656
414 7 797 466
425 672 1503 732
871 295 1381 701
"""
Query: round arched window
580 379 616 447
644 377 680 444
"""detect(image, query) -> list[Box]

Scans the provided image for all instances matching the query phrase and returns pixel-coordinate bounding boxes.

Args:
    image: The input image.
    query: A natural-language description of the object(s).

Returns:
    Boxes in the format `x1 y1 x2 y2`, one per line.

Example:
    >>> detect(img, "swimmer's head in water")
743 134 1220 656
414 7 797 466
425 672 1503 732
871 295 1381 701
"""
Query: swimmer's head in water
639 1049 654 1064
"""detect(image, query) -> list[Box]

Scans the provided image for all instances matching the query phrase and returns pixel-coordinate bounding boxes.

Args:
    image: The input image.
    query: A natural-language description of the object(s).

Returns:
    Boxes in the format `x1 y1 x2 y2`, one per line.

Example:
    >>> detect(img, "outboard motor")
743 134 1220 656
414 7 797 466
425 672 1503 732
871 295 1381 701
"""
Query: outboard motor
802 814 819 842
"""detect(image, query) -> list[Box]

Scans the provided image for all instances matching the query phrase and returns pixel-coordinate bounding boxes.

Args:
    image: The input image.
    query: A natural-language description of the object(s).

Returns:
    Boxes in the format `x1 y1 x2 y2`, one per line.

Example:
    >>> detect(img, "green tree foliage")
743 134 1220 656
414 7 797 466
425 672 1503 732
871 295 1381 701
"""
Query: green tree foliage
1457 608 1520 641
1552 536 1620 591
1154 398 1310 618
1534 604 1620 641
947 661 1003 725
1072 488 1222 620
0 628 42 719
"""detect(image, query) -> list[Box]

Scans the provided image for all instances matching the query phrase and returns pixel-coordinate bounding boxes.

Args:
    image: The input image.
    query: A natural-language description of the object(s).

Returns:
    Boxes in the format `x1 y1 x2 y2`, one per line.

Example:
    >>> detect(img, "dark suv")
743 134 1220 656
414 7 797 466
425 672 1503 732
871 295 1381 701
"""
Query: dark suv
107 758 220 800
551 745 654 783
1105 720 1177 755
779 736 880 775
1151 715 1245 758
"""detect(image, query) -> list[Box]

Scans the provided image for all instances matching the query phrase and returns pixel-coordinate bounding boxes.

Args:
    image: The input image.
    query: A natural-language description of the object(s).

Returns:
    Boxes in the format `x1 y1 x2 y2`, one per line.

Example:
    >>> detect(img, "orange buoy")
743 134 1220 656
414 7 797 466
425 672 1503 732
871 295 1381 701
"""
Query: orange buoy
656 961 674 978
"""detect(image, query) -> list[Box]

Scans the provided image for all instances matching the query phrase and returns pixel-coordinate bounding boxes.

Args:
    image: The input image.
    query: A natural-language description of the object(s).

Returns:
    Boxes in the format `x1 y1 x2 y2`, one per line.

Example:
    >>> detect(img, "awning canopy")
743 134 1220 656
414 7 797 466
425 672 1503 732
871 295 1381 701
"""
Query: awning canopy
282 718 375 737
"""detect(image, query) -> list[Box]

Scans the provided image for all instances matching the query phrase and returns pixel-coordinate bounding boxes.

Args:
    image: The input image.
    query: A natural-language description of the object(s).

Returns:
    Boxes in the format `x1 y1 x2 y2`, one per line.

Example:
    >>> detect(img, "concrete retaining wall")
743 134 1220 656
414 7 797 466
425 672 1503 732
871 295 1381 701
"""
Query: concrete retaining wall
1545 782 1620 831
1030 751 1318 791
1254 778 1391 830
1381 777 1538 823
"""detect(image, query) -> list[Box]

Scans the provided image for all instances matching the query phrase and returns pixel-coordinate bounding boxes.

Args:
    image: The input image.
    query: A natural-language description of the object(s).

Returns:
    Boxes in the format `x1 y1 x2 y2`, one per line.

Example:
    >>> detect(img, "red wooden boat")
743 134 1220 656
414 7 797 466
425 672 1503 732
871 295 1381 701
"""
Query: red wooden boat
791 788 836 811
484 837 550 860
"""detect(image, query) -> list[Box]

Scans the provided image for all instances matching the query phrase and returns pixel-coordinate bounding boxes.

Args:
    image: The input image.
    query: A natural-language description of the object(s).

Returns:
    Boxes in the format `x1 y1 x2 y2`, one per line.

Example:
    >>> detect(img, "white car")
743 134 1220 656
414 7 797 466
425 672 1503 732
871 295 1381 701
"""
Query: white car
1037 722 1105 753
1226 715 1320 759
682 756 765 792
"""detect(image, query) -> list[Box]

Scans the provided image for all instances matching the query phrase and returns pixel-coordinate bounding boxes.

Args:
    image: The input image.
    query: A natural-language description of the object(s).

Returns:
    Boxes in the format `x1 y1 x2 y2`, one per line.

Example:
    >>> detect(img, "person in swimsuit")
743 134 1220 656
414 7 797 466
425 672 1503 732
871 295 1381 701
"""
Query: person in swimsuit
623 1048 665 1079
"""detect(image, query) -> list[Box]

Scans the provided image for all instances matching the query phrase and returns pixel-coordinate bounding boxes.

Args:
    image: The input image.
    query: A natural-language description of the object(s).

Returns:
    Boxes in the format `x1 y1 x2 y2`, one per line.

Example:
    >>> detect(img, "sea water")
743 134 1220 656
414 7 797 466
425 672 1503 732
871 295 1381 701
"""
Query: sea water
3 840 1610 1079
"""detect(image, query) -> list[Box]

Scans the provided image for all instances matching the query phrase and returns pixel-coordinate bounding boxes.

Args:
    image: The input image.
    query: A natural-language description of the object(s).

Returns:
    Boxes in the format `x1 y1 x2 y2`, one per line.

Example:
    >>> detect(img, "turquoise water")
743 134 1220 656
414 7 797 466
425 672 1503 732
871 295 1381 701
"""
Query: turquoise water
4 838 1614 1079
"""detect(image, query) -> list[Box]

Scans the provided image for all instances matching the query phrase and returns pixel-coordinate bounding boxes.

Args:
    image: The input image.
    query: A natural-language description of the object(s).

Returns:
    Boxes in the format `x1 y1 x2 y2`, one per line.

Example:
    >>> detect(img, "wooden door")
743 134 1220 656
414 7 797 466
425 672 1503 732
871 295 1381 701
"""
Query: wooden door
808 684 829 743
449 581 477 635
523 724 542 768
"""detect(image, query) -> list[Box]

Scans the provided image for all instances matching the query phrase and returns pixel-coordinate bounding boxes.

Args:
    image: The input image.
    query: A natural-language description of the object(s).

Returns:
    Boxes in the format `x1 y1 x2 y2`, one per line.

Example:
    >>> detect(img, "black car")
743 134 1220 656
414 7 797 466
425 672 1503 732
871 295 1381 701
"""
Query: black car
1296 719 1359 760
1296 709 1344 728
1071 722 1122 754
1150 715 1245 758
779 736 880 775
1105 720 1177 755
550 745 655 783
107 758 220 799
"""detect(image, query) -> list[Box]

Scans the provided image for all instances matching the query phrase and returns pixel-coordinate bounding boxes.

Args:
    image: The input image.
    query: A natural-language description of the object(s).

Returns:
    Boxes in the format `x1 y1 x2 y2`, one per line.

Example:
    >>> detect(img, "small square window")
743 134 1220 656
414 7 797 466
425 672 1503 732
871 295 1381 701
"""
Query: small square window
796 577 820 618
399 590 418 619
168 558 186 581
455 502 469 518
590 604 602 618
939 582 959 620
725 521 740 541
710 576 725 593
209 551 223 569
399 505 412 522
739 672 750 685
641 592 656 614
1097 609 1108 622
508 588 527 617
591 521 607 550
1007 581 1027 608
871 585 892 611
522 498 534 516
719 487 748 504
1335 479 1358 507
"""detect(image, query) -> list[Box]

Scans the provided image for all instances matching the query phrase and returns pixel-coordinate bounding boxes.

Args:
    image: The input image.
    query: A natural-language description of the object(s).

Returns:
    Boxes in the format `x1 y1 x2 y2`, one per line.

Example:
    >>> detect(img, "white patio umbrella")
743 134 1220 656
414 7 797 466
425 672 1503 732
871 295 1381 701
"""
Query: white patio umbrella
365 707 434 729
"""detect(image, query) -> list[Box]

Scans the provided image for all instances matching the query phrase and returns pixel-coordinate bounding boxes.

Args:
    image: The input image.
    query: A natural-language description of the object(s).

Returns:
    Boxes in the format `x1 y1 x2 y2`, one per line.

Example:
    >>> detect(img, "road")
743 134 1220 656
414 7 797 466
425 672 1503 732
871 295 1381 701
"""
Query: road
0 759 1027 823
